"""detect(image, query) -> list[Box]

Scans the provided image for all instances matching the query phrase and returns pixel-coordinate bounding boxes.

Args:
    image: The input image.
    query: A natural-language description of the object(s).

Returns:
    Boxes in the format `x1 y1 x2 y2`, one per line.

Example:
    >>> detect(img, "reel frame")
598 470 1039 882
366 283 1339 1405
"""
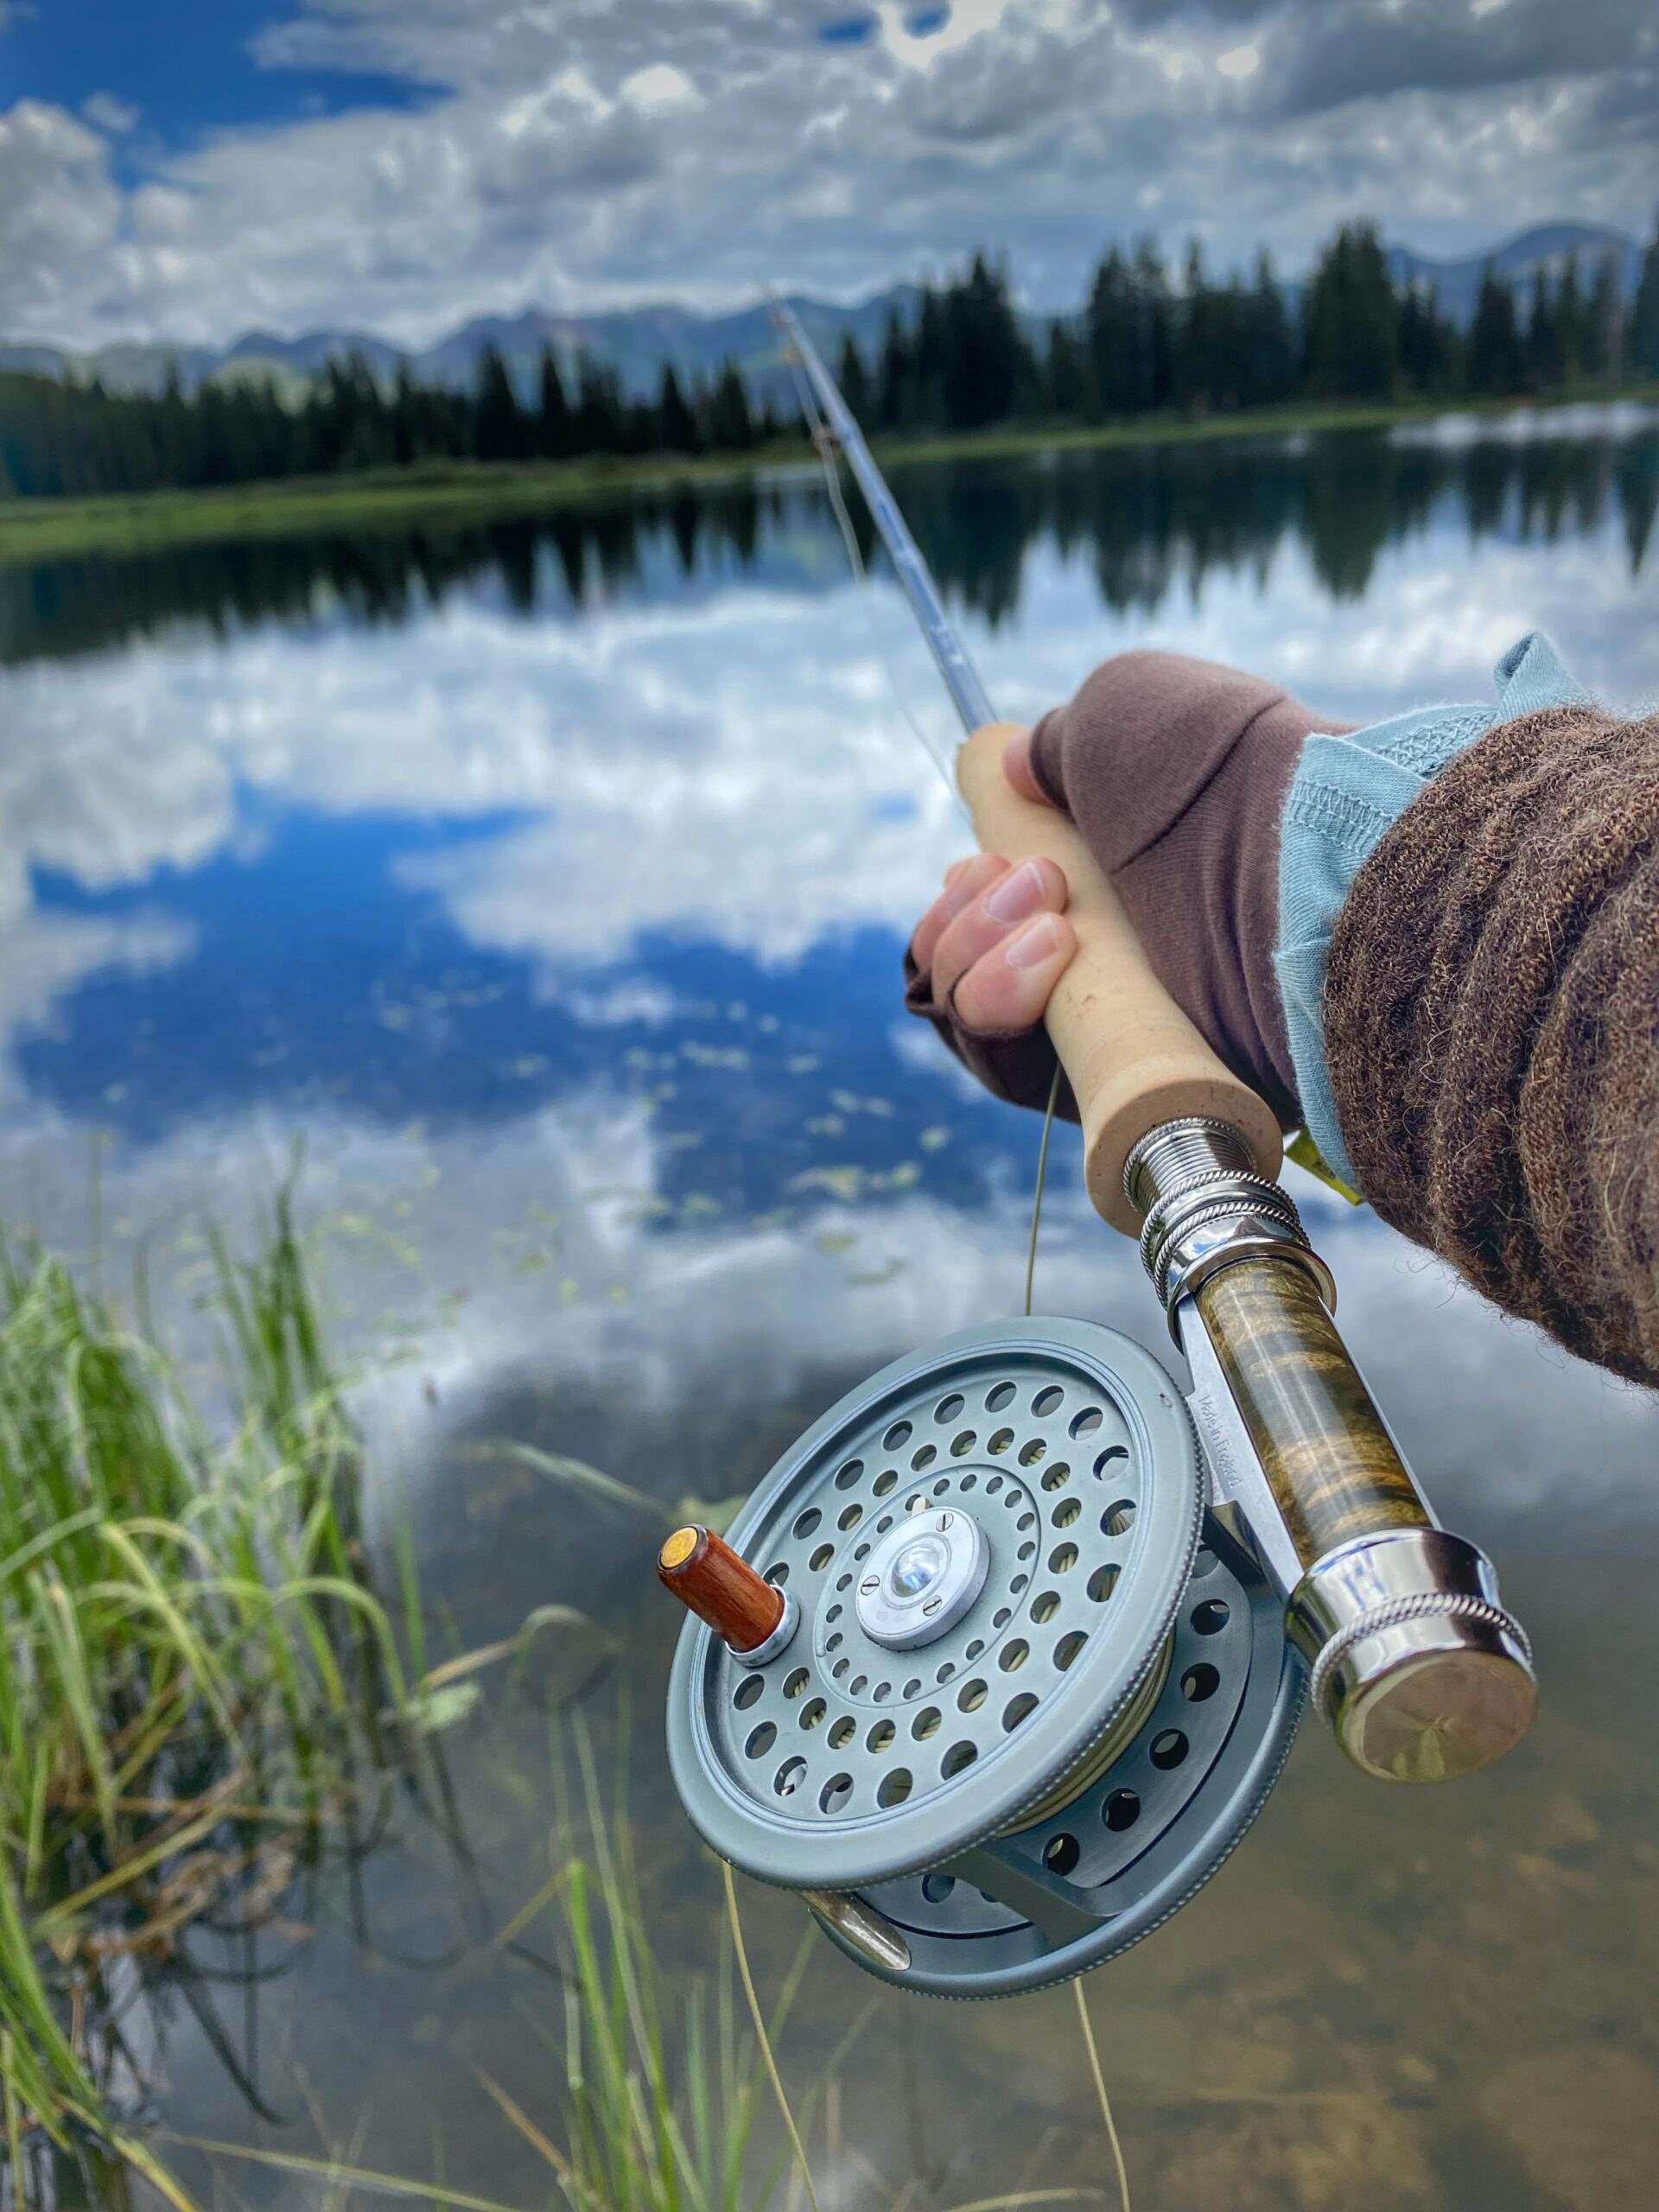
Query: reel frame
665 1319 1305 1996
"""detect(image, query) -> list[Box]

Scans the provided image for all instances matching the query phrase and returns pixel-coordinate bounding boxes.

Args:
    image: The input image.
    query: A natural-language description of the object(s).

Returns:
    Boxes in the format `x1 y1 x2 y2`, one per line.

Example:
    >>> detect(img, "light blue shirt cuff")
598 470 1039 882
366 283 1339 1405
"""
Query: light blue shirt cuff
1274 632 1586 1192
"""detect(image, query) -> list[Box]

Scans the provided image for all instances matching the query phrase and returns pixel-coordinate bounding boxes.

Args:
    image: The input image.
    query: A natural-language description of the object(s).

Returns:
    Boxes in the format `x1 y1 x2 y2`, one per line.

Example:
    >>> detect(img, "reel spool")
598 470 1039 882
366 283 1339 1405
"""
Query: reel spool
664 1319 1302 1998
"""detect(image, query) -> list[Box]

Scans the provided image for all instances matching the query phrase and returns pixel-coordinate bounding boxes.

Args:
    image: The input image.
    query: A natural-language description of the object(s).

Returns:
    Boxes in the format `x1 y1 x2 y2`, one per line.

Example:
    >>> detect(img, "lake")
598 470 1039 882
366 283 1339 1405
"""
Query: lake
3 404 1656 2211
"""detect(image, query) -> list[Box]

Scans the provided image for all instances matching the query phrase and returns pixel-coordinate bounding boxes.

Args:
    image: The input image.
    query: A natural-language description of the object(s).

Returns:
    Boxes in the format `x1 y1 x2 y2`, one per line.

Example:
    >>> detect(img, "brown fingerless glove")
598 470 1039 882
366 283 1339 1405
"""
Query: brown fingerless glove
905 649 1354 1128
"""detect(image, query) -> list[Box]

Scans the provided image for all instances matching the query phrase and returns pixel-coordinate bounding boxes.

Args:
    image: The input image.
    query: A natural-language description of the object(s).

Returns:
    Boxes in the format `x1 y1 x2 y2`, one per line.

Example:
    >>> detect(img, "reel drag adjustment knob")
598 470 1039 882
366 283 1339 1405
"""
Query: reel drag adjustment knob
658 1523 799 1667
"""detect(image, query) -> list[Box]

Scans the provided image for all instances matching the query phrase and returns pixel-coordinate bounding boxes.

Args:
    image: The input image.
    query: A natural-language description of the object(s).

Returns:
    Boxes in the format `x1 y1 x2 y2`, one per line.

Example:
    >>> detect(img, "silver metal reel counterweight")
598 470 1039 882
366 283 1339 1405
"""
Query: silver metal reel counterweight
664 1316 1303 1998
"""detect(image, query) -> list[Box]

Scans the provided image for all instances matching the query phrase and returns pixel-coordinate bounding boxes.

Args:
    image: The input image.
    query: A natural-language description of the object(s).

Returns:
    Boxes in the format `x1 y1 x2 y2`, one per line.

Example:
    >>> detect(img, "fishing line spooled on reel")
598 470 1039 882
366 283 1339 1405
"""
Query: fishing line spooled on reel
655 307 1537 2001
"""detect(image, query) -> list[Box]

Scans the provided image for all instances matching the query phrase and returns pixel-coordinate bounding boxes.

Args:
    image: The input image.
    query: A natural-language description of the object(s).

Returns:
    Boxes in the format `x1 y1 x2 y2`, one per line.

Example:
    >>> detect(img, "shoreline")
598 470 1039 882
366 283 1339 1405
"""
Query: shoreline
1 386 1652 566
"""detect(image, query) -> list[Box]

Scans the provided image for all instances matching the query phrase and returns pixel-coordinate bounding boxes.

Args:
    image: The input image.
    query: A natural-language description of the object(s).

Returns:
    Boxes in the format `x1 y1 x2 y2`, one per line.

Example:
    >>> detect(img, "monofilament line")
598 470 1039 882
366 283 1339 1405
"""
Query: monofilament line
723 1858 822 2212
1072 1979 1132 2212
1031 1086 1133 2212
1025 1062 1063 1318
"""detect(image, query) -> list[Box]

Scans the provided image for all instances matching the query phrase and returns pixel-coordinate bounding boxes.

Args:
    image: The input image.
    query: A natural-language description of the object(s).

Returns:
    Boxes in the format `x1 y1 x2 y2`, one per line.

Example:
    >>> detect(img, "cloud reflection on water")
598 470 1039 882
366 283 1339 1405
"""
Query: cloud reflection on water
0 415 1651 1517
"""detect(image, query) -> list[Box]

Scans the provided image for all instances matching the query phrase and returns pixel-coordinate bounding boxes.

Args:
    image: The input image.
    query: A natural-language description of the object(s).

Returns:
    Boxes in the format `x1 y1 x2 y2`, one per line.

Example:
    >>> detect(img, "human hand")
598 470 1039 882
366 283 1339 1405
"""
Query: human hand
904 653 1354 1128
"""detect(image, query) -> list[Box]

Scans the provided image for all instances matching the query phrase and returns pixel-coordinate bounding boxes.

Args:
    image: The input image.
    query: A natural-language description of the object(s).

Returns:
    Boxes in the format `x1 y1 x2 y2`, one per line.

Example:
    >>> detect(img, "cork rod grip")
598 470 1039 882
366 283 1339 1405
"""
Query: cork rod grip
957 722 1282 1235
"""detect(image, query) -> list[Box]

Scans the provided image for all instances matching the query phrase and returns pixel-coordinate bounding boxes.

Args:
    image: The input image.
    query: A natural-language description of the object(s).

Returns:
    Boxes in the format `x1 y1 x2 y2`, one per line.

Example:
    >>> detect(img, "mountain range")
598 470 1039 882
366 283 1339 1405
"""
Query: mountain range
1 224 1640 404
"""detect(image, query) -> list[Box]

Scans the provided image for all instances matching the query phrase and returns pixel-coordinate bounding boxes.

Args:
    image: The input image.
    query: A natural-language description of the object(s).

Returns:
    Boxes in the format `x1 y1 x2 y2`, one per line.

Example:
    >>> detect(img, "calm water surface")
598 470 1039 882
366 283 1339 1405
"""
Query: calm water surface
3 410 1656 2211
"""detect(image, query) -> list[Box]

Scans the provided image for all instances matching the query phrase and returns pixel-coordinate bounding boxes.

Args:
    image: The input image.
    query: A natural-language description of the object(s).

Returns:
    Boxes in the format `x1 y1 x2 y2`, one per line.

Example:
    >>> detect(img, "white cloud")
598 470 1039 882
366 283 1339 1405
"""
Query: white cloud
0 0 1648 348
81 92 140 135
0 100 124 336
619 64 699 114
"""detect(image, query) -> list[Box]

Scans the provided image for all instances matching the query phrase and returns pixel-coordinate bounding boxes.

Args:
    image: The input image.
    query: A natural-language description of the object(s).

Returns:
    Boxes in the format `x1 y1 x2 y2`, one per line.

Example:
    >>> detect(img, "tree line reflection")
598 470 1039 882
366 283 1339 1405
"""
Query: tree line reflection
2 419 1651 670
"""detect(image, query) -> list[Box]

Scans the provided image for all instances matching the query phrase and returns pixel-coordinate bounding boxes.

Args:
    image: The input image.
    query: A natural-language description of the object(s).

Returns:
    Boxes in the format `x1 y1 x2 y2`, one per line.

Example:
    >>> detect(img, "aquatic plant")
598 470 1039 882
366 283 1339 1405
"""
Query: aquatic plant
487 1734 817 2212
168 1721 836 2212
0 1188 427 2198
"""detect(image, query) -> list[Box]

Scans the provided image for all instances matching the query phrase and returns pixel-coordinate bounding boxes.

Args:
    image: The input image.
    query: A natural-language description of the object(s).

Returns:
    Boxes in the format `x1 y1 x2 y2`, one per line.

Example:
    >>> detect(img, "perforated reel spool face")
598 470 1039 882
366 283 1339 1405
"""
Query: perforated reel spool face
666 1319 1305 1996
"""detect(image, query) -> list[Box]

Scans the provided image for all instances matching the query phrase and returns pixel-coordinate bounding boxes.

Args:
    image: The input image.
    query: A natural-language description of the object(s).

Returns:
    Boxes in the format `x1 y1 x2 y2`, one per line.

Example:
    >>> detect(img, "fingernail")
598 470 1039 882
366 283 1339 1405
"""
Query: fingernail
984 859 1046 924
1005 914 1062 969
944 855 997 918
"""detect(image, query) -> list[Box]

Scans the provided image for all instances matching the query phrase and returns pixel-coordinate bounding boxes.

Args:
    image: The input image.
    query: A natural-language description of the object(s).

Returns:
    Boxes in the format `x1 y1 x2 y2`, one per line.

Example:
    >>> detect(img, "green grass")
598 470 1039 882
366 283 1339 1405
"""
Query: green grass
3 383 1650 567
0 448 807 564
167 1722 840 2212
493 1726 819 2212
0 1184 430 2200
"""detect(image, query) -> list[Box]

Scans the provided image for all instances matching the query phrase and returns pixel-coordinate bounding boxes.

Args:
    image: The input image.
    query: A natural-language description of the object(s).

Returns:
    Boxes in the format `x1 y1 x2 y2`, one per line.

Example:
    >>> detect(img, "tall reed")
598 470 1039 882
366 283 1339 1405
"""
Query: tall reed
0 1186 419 2194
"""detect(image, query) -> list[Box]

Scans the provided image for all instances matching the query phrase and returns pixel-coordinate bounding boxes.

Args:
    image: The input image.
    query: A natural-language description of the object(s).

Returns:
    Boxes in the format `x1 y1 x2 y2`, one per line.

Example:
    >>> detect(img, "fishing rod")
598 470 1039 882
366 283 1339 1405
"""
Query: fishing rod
654 304 1536 1998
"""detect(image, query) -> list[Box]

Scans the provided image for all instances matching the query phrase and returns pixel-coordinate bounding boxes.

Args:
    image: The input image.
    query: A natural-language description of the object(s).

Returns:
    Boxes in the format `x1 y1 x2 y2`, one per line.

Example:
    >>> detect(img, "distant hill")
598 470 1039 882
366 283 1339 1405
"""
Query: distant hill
0 288 925 405
2 222 1643 397
1384 222 1642 325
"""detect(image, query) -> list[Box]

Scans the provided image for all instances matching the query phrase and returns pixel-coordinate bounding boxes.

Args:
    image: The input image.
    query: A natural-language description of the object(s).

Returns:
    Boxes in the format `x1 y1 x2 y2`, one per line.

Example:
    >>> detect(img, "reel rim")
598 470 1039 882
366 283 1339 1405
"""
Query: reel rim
666 1317 1205 1891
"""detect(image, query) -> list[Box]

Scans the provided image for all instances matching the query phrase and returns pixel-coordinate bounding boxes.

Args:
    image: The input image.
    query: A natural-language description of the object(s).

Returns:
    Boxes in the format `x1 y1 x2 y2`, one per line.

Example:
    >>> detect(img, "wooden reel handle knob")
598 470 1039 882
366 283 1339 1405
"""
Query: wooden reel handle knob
658 1524 785 1654
956 721 1282 1234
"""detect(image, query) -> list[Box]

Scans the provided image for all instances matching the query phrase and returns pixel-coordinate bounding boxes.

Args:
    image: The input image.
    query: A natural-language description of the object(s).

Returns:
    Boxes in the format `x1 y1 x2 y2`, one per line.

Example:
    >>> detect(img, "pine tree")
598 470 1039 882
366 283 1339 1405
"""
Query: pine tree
1127 238 1173 413
877 306 911 429
391 359 419 465
1175 238 1218 412
1244 250 1295 408
1301 222 1398 399
1398 283 1457 396
1045 318 1086 417
1468 264 1523 394
837 334 871 423
1554 252 1585 385
474 344 526 462
706 361 754 450
1084 245 1129 418
657 362 700 453
537 346 572 460
1584 251 1625 384
938 252 1021 429
1630 213 1659 379
1525 267 1563 392
912 282 946 423
575 353 627 453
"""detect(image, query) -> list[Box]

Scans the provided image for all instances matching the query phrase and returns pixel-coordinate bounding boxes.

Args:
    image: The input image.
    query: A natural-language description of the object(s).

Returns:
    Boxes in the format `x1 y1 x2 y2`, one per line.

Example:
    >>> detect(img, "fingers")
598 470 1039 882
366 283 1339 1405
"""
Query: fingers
932 854 1071 1009
1002 727 1056 810
911 851 1008 976
953 911 1078 1033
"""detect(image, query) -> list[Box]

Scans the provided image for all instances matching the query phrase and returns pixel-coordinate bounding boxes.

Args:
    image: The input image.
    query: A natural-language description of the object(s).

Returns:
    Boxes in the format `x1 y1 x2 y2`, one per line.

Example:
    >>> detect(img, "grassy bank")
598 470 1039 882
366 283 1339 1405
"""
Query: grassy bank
0 1184 805 2209
0 1185 526 2202
3 385 1652 567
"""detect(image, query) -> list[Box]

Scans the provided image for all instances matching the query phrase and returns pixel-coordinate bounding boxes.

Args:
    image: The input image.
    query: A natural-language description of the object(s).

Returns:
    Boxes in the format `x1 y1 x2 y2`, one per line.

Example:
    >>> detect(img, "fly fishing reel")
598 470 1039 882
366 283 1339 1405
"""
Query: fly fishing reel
662 311 1539 1997
663 1318 1302 1997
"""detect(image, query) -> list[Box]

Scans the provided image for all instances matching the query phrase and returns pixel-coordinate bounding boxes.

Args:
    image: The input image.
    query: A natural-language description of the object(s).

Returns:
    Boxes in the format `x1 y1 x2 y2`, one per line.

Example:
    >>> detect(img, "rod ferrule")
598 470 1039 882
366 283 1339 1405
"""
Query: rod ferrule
1126 1116 1331 1334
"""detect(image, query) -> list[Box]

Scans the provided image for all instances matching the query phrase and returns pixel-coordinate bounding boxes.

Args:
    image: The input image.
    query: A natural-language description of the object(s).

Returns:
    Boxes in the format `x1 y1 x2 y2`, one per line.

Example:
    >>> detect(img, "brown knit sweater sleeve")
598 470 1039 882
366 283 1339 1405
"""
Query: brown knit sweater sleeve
1324 702 1659 1388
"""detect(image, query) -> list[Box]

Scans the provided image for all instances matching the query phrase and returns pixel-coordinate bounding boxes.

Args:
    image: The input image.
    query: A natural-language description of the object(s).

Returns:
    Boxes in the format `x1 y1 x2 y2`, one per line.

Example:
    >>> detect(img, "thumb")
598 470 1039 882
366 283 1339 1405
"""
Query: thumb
1002 727 1058 810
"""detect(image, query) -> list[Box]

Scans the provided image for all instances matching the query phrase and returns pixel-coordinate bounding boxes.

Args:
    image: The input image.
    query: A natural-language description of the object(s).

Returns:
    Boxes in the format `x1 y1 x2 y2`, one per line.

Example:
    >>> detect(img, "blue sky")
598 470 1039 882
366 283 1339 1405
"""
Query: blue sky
0 1 432 156
0 1 1650 350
